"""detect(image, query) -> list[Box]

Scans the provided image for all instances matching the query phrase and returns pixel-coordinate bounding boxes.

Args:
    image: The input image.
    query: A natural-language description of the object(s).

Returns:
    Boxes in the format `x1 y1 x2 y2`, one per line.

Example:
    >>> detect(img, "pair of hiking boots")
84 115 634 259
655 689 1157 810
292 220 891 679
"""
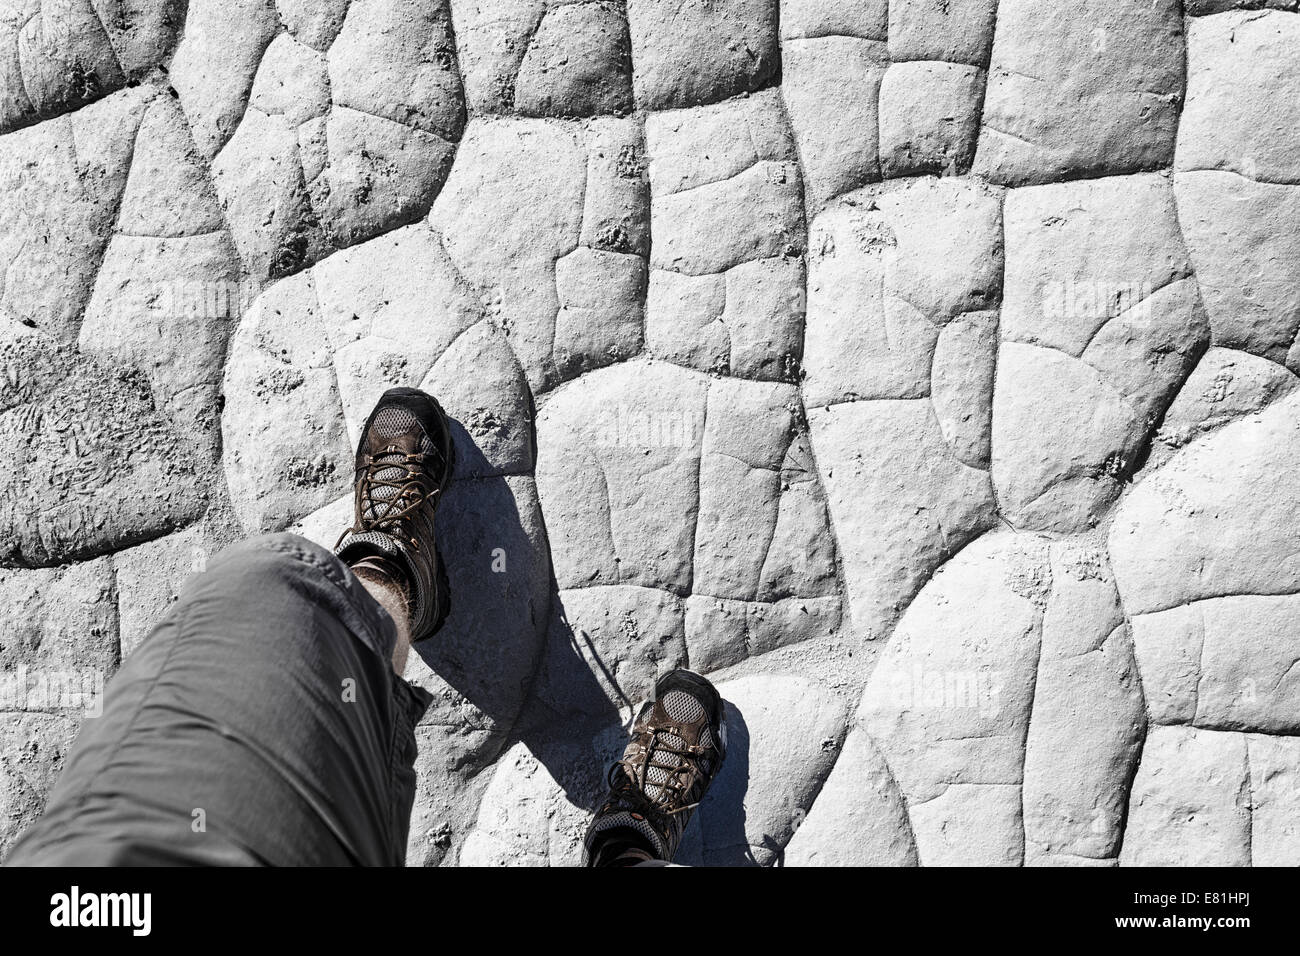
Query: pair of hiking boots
334 388 726 866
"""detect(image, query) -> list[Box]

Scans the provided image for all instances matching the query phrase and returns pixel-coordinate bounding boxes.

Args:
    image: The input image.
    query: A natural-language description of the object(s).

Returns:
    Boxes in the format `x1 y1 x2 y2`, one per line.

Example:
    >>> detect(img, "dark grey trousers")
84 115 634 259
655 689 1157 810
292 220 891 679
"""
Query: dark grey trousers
6 533 431 866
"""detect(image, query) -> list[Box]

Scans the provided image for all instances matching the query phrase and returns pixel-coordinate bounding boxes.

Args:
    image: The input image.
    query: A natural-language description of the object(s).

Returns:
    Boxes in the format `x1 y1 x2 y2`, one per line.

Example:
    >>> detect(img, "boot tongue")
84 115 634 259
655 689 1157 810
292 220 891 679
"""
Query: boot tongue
364 444 407 524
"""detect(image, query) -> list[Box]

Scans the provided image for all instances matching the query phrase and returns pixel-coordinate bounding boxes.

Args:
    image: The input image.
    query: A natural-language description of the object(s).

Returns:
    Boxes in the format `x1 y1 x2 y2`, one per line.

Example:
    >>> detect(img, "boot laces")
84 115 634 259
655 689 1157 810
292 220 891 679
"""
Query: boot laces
604 721 710 819
332 445 442 552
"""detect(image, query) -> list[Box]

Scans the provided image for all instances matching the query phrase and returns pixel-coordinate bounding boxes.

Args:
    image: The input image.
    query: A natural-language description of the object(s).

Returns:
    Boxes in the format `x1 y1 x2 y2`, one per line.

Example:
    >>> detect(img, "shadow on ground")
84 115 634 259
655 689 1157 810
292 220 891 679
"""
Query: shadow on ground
413 420 754 863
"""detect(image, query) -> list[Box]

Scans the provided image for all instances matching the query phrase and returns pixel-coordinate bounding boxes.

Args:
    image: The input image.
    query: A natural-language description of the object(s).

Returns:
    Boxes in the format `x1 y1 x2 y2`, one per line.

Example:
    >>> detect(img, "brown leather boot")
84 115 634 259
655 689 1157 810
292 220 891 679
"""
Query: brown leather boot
335 387 456 643
585 669 728 865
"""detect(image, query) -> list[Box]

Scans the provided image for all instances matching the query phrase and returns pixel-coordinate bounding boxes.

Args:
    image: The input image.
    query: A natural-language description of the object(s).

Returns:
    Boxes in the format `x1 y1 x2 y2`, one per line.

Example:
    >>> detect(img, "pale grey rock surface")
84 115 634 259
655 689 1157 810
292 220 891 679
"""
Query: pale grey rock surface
996 173 1208 532
1112 393 1300 742
626 0 778 111
1175 12 1300 367
112 521 220 657
974 0 1184 186
0 86 150 343
781 35 886 209
878 60 984 180
81 91 241 460
888 0 996 66
208 0 466 282
0 557 118 678
1118 723 1300 867
0 335 209 567
783 724 918 866
1109 391 1300 617
0 0 183 134
3 0 1298 868
1153 346 1298 465
0 713 81 857
432 114 647 388
645 90 805 380
851 531 1146 866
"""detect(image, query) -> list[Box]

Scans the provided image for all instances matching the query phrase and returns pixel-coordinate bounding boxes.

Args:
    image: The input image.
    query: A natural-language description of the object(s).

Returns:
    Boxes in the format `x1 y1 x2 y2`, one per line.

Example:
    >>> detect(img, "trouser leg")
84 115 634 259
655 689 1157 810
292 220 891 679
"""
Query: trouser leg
5 533 430 866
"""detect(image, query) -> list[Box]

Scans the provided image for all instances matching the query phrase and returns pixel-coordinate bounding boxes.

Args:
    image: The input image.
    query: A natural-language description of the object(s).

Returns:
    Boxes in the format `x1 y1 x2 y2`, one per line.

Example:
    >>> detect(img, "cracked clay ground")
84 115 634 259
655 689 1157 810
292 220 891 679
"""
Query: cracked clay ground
2 0 1300 866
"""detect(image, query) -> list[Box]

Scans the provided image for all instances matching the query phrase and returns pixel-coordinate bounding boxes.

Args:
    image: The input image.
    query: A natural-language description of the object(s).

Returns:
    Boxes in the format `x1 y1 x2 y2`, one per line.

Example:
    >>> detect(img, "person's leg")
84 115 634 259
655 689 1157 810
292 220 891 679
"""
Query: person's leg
6 387 457 867
584 670 727 867
354 569 412 675
5 533 429 866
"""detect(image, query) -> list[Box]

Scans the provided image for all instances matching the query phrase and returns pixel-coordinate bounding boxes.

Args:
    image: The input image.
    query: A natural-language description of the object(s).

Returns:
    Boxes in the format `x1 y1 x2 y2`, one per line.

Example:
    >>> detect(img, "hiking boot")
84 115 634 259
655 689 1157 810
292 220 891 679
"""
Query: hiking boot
335 387 456 643
584 669 727 866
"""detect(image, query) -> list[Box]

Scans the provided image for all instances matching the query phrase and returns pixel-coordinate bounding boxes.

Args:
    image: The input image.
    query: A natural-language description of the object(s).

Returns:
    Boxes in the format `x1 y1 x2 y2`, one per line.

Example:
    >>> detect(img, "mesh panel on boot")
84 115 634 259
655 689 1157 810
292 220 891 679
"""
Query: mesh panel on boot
371 407 436 455
663 690 705 723
338 530 399 557
364 407 436 524
586 809 667 860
